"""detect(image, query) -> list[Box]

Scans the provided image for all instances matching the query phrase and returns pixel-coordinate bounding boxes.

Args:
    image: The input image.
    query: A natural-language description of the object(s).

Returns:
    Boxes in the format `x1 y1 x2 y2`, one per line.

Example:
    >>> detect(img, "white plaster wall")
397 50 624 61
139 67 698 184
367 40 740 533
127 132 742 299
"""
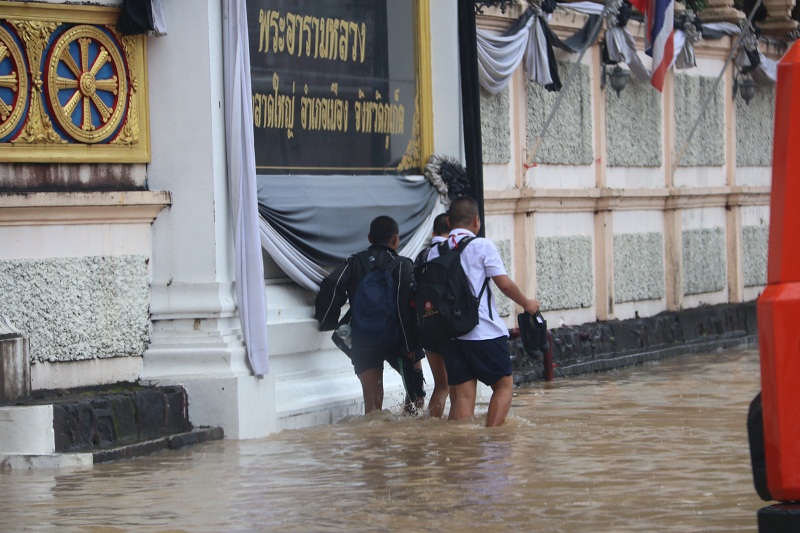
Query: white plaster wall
526 164 595 189
613 209 663 234
147 1 233 291
0 224 151 260
673 166 727 188
484 164 517 190
682 206 726 230
606 167 664 189
430 0 463 161
735 167 772 187
742 205 770 227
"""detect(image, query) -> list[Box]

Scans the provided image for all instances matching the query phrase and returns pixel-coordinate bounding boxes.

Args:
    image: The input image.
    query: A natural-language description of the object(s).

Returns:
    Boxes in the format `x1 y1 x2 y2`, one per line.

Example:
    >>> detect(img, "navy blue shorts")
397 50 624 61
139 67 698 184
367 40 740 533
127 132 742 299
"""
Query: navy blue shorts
421 340 447 354
350 346 424 376
439 336 512 386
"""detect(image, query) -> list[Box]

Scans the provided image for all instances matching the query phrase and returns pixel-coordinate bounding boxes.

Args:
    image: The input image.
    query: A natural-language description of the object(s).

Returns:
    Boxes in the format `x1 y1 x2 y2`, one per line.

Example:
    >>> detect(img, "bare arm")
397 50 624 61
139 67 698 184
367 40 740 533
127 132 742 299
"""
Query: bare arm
491 274 540 314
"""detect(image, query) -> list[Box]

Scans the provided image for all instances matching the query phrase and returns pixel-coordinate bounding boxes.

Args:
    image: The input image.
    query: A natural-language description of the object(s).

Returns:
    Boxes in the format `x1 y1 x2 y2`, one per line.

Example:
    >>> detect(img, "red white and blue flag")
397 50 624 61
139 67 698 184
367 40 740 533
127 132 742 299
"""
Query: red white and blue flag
631 0 675 92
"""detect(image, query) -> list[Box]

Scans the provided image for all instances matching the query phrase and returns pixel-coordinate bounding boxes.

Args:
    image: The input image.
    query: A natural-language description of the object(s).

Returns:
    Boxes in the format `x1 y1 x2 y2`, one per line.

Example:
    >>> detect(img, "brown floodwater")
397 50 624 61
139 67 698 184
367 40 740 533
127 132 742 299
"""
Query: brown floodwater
0 346 765 532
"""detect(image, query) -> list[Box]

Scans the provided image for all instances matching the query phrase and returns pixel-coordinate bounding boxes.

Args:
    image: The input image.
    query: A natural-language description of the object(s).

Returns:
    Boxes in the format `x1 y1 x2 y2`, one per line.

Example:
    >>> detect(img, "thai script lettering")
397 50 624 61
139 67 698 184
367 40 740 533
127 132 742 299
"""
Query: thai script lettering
252 72 295 138
354 91 405 136
300 83 349 132
258 9 367 63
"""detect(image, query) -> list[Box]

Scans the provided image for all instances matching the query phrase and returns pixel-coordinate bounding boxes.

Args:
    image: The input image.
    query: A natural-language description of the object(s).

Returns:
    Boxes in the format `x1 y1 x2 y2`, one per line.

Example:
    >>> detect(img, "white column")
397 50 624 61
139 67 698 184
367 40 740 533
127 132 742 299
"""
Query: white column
141 0 276 439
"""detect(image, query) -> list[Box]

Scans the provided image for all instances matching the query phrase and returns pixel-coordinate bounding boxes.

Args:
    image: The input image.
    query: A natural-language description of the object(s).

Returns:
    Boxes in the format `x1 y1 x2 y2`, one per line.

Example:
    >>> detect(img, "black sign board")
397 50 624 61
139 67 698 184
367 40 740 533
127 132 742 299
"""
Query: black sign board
246 0 421 175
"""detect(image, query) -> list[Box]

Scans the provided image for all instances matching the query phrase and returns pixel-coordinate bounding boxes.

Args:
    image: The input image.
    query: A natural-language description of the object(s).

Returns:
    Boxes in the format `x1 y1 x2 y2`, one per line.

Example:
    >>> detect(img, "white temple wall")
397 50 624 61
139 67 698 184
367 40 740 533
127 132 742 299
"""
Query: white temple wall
477 7 771 333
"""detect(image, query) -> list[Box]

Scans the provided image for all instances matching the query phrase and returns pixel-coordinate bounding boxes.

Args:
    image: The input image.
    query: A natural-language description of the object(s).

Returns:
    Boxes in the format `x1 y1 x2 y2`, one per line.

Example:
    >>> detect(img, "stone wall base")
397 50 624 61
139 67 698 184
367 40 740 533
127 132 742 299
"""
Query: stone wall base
512 301 758 384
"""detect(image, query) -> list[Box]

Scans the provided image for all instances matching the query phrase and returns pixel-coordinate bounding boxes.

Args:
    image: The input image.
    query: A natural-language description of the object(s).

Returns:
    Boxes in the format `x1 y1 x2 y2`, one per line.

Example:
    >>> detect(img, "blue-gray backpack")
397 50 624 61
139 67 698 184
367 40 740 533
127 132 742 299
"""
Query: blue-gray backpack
349 251 402 350
414 237 490 344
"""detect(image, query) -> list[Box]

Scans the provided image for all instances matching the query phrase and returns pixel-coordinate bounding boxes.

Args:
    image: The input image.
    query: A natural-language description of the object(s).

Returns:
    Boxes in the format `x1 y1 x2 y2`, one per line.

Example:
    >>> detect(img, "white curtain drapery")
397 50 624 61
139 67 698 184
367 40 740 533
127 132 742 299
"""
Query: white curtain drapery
222 0 270 376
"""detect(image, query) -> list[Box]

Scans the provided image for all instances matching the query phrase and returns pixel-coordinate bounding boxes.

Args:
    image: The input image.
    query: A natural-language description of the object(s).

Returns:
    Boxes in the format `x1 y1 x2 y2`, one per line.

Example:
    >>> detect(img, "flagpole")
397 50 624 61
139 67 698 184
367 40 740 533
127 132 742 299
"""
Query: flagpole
524 13 606 169
671 0 763 172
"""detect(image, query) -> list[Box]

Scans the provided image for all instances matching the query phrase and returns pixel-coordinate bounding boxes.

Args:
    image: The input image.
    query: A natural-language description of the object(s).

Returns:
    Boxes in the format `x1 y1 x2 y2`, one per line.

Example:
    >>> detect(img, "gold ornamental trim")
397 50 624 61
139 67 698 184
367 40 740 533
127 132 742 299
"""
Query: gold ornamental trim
46 25 128 144
0 25 28 139
0 1 150 163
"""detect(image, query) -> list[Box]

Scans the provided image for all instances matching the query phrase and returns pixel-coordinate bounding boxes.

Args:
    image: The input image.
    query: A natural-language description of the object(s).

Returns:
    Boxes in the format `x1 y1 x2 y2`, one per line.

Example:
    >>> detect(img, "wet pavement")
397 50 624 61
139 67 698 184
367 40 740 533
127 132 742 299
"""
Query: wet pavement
0 346 764 532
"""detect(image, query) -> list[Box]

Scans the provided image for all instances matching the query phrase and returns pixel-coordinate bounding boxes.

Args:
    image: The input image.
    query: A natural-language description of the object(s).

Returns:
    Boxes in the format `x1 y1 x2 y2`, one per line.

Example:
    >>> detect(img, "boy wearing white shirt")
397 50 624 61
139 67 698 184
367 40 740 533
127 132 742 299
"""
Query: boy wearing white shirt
427 197 540 426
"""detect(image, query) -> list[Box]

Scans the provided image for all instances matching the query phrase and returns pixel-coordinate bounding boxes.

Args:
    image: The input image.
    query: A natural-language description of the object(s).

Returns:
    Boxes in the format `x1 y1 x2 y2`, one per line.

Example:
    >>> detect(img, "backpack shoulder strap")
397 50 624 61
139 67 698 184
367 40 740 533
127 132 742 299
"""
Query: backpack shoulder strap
355 250 373 272
455 237 493 319
454 236 476 253
349 251 373 296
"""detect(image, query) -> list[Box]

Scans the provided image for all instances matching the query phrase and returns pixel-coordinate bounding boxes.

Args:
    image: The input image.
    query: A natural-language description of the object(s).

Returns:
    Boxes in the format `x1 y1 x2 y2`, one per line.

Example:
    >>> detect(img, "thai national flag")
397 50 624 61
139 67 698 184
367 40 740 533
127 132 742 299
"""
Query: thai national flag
630 0 675 92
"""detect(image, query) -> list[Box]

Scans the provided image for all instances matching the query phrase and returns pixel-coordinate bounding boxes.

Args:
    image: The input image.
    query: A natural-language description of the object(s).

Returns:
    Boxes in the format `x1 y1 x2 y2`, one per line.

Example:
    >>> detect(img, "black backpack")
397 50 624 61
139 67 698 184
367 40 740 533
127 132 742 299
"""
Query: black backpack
349 251 402 350
414 237 490 344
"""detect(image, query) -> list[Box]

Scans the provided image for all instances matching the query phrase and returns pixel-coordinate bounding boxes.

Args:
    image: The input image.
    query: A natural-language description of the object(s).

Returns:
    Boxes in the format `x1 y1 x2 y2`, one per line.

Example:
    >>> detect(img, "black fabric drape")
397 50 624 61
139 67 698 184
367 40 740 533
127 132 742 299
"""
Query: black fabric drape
542 14 604 91
117 0 154 35
458 0 485 235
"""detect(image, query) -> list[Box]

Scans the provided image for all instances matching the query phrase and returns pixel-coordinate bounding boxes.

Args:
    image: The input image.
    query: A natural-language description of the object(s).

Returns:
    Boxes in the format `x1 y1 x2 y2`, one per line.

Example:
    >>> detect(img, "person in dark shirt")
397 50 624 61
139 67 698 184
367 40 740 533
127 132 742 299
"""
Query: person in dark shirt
315 216 422 414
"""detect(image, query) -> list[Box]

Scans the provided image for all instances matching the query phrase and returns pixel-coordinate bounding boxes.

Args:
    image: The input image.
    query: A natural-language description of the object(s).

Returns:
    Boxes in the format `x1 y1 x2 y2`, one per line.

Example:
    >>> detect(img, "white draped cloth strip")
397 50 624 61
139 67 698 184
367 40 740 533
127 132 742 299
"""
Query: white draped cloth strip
474 2 779 96
222 0 270 375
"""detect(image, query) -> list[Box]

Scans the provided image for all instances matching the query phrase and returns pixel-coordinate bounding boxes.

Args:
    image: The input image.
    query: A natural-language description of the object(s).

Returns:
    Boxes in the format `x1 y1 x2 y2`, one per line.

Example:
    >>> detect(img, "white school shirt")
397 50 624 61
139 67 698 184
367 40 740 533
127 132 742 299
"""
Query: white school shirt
426 229 508 341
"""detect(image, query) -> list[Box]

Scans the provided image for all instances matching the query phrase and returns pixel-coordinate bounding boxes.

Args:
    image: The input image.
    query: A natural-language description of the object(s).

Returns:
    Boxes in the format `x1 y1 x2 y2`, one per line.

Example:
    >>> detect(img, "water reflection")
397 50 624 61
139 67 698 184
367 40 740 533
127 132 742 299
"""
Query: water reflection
0 347 763 532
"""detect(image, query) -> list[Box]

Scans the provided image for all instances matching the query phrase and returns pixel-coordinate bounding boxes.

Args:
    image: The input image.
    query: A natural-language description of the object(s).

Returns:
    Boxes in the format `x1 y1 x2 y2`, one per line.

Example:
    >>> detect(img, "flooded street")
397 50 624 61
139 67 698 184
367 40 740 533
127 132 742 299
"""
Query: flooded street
1 347 764 532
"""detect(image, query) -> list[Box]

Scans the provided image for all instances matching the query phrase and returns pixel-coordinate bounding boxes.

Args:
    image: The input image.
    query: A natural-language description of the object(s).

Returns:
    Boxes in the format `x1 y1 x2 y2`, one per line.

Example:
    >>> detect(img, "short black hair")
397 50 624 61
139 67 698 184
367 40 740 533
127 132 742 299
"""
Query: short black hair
448 196 479 227
369 216 399 246
433 213 449 236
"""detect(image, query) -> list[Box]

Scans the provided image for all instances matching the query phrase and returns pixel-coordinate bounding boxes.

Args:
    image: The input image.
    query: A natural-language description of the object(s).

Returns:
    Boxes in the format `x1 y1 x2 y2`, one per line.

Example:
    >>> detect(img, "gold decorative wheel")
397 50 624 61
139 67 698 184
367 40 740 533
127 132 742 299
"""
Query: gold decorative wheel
0 26 28 140
45 25 127 144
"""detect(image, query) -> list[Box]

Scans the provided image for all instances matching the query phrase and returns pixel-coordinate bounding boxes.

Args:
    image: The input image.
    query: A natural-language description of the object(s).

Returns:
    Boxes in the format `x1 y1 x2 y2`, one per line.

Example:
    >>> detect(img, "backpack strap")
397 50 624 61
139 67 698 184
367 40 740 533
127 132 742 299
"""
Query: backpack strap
355 250 372 274
452 236 493 320
348 251 373 298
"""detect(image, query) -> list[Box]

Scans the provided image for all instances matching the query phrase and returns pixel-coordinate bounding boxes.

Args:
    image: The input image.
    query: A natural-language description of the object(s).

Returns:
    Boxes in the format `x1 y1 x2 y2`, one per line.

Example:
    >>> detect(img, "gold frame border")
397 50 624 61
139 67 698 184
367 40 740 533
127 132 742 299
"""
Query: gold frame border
0 0 150 163
415 0 434 168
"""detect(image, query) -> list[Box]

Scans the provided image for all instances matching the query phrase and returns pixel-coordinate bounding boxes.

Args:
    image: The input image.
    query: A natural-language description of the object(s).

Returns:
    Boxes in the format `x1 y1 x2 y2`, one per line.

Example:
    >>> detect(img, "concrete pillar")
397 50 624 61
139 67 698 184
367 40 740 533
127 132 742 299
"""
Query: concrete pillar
140 0 276 439
0 315 29 404
701 0 745 23
760 0 799 38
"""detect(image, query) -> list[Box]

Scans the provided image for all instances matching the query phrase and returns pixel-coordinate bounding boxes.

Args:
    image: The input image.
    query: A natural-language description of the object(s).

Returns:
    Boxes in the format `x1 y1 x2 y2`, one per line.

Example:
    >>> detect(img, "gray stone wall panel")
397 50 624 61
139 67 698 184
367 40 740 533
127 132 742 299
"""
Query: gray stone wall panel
492 239 513 317
614 233 665 303
480 87 511 164
0 256 150 362
682 228 727 295
606 77 662 167
526 61 594 165
743 225 768 287
736 87 775 167
536 236 593 310
674 75 725 167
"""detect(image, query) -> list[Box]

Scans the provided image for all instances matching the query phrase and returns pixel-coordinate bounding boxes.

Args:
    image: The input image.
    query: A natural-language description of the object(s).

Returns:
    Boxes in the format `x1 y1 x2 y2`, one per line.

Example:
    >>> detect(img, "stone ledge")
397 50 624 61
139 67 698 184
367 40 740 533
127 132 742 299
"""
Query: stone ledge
0 427 223 470
0 452 93 471
512 301 758 384
93 427 224 464
0 190 171 226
